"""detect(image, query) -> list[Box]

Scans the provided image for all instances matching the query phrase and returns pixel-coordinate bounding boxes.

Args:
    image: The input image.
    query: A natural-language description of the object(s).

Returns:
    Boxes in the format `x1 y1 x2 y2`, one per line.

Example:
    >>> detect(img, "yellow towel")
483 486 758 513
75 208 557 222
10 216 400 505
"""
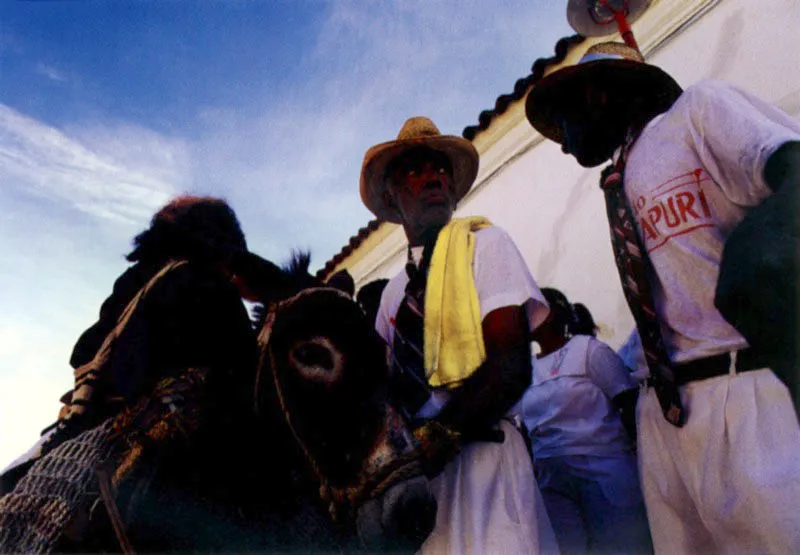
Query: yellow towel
424 216 492 388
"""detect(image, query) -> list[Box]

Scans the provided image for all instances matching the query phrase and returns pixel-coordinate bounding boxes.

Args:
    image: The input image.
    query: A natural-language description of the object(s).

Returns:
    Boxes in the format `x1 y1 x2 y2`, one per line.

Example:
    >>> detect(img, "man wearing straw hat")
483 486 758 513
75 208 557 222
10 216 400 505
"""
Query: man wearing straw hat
360 116 558 553
526 41 800 553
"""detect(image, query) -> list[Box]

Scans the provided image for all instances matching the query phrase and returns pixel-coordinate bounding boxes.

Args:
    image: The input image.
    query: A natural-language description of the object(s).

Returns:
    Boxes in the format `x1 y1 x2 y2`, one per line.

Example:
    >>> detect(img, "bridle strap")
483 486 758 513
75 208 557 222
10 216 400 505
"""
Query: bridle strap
260 290 429 522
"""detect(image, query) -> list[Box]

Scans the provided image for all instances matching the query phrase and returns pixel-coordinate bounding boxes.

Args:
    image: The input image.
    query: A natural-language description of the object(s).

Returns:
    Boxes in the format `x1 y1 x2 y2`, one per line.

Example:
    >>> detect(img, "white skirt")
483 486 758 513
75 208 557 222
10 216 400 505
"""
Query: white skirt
421 419 559 554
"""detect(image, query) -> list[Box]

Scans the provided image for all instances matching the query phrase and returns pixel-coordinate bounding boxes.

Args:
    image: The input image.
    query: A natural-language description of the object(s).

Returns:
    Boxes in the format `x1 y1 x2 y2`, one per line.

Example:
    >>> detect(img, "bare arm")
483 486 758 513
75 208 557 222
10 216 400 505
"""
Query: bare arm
715 141 799 406
436 305 531 436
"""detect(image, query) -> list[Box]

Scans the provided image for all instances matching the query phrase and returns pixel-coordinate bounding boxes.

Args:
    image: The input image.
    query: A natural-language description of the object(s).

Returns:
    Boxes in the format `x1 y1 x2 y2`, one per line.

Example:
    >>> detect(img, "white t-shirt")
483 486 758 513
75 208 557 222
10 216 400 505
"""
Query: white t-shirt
513 335 637 459
624 80 800 363
375 225 549 346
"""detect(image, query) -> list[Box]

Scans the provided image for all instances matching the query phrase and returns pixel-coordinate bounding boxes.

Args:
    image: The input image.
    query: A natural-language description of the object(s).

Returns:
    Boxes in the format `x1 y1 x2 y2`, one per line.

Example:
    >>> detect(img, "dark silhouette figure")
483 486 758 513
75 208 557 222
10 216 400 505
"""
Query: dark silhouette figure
0 198 437 553
356 278 389 325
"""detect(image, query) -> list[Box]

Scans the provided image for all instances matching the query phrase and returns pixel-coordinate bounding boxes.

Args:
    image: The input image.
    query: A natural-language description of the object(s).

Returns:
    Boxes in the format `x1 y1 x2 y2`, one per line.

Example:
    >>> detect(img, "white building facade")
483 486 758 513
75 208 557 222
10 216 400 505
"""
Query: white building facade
322 0 800 348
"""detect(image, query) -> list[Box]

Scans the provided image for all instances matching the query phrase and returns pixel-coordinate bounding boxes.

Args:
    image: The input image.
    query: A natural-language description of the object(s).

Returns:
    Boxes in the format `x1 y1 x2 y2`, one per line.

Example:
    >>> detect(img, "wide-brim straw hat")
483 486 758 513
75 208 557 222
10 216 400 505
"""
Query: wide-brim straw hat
525 42 683 144
360 117 479 223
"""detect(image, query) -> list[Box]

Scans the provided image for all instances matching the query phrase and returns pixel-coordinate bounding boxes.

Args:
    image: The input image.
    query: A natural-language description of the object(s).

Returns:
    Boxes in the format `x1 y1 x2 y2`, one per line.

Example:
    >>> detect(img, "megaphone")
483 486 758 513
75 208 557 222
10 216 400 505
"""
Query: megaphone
567 0 651 51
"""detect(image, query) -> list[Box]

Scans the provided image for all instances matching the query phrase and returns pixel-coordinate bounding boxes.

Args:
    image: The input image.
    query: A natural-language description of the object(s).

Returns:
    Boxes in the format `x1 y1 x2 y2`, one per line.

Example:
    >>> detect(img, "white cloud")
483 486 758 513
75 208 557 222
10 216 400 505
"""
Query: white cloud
190 1 571 265
0 104 188 225
35 62 68 83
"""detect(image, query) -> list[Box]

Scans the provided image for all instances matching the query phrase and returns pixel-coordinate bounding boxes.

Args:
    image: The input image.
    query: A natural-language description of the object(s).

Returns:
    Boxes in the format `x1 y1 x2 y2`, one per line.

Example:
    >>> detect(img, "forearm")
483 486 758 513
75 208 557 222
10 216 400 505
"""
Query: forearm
436 344 531 434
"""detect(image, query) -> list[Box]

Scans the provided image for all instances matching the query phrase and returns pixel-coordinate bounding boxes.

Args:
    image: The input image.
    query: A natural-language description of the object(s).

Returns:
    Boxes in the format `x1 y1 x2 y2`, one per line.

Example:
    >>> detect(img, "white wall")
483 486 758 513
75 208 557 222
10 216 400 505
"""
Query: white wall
351 0 800 348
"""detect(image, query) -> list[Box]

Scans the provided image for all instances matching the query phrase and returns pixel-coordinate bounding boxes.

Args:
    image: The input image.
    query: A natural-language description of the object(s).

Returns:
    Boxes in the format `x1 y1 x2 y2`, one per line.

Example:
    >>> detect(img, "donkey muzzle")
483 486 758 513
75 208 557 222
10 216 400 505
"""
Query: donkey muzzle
356 475 436 552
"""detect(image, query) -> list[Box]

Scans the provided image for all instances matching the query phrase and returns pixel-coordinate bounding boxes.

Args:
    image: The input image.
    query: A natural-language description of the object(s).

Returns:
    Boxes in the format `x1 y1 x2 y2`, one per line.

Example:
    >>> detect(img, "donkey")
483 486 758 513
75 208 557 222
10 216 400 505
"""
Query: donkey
0 253 437 553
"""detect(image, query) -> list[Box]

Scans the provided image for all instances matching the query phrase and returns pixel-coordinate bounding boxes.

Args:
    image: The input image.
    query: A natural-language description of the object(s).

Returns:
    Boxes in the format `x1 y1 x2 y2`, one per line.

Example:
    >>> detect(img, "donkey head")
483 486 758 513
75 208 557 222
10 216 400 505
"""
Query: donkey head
249 257 435 551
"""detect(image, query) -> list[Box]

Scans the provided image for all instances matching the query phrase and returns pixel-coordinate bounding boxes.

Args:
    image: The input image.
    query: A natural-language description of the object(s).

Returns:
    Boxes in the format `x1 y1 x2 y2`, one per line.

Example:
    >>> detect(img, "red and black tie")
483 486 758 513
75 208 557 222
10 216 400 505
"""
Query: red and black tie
600 132 685 427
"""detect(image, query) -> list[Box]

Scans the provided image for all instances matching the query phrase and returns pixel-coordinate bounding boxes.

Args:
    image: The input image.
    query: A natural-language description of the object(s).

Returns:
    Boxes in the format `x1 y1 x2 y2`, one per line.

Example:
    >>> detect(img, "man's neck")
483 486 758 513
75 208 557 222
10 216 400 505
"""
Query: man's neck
629 100 675 136
406 223 447 247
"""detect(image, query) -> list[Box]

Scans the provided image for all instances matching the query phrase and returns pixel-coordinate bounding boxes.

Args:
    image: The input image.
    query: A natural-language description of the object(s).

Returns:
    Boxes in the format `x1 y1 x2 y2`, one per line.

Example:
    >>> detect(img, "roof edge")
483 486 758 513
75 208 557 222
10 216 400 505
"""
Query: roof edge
317 33 586 281
462 34 585 140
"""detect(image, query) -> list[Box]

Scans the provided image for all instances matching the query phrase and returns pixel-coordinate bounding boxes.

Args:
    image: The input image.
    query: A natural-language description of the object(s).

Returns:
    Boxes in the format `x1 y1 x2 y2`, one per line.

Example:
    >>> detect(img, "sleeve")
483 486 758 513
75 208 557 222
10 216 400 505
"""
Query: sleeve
471 226 550 332
374 272 405 345
69 265 148 368
684 80 800 206
585 338 638 399
375 286 393 344
616 329 649 383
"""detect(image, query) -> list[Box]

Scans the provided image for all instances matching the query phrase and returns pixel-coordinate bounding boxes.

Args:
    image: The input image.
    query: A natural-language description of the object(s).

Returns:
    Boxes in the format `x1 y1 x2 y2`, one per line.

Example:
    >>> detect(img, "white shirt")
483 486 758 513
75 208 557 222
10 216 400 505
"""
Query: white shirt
514 335 636 459
375 225 548 418
624 80 800 363
376 225 549 345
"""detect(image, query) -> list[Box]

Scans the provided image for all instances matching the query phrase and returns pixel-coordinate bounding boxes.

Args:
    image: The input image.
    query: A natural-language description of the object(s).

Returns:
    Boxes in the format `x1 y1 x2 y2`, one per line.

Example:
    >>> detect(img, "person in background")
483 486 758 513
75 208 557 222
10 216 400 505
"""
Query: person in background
356 278 389 326
326 268 355 297
617 329 649 384
570 302 597 337
512 288 650 555
525 40 800 553
360 116 557 554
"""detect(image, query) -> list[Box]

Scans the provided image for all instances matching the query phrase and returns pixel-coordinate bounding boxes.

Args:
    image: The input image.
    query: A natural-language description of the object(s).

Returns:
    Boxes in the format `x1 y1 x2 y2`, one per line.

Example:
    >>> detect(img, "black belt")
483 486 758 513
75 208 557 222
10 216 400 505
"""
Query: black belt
672 348 771 386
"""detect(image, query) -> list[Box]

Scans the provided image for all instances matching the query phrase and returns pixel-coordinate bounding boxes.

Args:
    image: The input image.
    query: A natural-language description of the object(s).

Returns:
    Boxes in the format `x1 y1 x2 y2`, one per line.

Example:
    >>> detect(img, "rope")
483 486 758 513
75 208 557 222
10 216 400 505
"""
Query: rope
260 293 433 522
96 467 135 555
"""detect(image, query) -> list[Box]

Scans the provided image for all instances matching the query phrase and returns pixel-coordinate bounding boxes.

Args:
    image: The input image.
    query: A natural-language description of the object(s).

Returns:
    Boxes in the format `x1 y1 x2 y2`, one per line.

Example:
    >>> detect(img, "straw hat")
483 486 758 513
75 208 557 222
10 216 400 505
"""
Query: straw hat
360 117 479 223
525 42 682 144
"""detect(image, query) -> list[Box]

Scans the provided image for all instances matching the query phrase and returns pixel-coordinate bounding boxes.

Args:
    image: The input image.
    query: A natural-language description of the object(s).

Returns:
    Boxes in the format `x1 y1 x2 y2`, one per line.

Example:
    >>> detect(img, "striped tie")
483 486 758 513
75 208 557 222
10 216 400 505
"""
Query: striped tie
390 244 435 423
600 133 685 427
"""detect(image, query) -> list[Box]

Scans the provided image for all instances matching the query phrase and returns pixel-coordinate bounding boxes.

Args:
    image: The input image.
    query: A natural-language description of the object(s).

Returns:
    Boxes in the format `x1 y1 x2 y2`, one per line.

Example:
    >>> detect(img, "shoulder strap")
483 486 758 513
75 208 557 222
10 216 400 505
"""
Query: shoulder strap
57 260 192 433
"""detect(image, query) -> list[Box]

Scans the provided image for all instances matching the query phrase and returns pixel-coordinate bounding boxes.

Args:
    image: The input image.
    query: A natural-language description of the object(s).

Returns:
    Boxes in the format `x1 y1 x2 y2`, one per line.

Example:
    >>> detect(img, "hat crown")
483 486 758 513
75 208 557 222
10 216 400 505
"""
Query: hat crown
360 116 478 223
525 41 682 146
396 117 442 141
582 41 645 64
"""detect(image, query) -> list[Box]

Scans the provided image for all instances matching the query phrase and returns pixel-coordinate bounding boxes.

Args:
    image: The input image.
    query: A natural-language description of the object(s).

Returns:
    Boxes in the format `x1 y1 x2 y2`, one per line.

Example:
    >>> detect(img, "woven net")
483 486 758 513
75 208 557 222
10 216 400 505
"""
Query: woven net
0 420 117 554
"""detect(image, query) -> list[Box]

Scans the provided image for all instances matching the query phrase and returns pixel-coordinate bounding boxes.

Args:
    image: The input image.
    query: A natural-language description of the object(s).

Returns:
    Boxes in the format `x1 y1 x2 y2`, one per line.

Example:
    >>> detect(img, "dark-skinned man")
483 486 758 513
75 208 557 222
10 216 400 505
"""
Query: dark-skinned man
359 117 558 554
526 41 800 554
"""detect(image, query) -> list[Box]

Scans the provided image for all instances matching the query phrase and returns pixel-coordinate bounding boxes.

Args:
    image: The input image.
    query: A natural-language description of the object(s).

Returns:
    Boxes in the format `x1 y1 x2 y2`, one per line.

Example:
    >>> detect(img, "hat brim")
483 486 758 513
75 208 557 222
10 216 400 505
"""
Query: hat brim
360 135 479 224
525 59 683 144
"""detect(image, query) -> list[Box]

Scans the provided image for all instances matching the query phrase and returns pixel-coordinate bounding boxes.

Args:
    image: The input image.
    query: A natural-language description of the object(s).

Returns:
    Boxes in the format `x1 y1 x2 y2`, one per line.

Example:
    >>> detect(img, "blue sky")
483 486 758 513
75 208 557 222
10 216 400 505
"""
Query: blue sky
0 1 573 469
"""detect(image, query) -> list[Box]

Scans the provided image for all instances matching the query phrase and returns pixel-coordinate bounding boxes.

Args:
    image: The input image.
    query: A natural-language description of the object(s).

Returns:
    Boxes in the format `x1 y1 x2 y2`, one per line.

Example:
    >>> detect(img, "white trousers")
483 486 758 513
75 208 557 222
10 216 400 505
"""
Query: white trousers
421 420 559 554
637 368 800 554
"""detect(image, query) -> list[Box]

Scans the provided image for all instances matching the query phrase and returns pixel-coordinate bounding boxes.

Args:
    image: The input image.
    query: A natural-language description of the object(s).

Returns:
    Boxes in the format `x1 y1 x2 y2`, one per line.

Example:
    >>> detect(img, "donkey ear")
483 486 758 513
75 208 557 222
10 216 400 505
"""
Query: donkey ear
326 269 355 297
230 251 291 302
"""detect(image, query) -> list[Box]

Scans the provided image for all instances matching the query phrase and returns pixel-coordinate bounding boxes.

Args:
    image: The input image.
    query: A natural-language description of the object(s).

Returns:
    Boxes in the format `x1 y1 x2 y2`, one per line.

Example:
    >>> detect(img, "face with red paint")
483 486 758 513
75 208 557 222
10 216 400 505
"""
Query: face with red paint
384 147 456 245
559 84 631 168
